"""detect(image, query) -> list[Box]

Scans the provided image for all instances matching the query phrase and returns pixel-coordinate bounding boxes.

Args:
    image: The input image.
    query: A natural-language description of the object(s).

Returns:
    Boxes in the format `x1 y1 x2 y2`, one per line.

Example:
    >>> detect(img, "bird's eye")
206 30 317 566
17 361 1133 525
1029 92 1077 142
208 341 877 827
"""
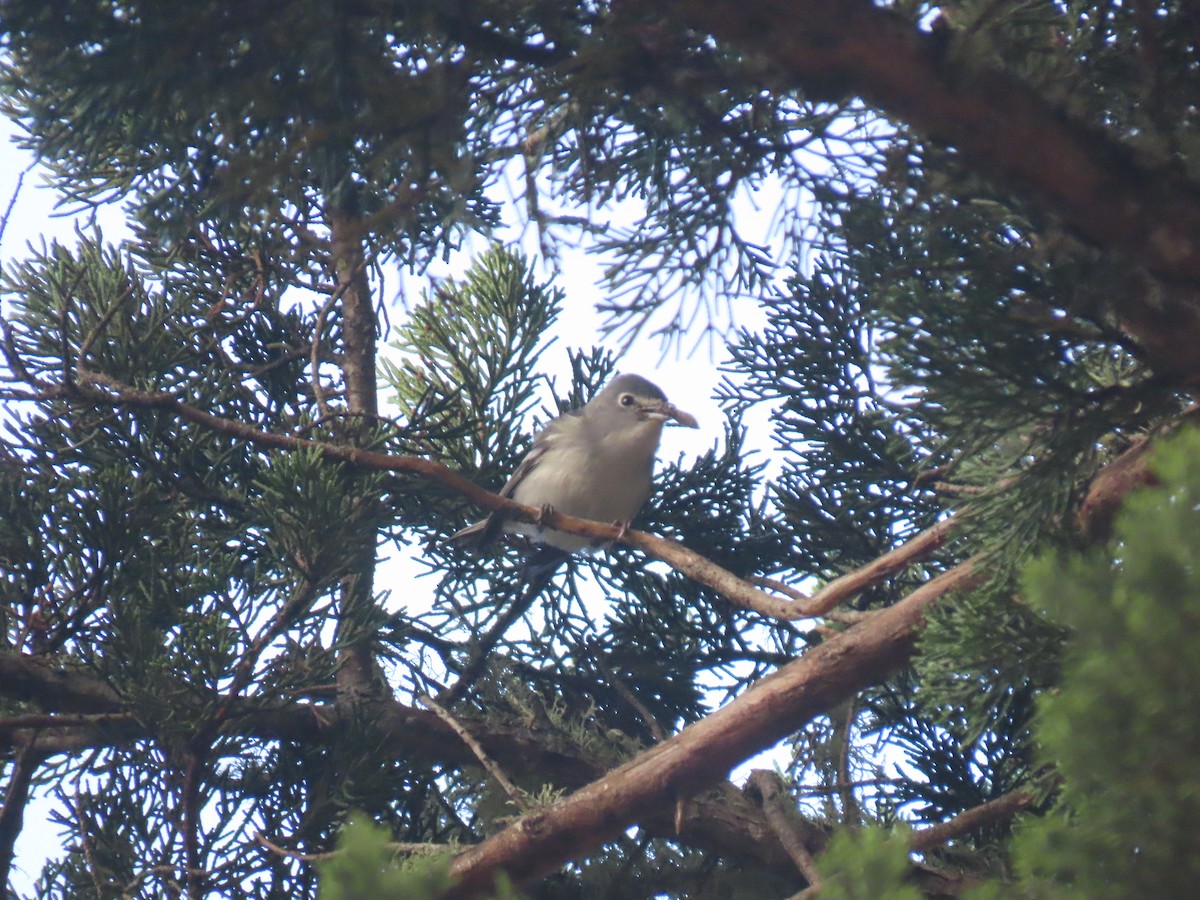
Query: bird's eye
619 393 636 407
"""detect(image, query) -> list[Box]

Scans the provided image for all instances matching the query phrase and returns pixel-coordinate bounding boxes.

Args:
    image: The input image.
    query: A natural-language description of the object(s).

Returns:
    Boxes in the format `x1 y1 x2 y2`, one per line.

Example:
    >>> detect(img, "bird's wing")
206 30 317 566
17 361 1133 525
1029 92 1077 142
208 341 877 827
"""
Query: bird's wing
496 434 554 500
448 426 560 546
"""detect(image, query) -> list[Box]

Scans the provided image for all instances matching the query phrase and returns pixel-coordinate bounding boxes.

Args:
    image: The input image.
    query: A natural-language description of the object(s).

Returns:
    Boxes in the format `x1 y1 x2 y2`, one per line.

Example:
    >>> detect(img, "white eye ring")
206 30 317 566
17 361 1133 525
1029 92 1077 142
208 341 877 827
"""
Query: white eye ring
619 393 636 407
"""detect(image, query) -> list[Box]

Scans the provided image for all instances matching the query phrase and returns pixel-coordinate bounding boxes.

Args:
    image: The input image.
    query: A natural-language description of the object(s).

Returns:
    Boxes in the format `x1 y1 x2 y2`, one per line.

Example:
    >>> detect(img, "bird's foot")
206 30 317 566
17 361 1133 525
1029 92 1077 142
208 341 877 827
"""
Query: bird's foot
610 520 631 543
535 503 556 529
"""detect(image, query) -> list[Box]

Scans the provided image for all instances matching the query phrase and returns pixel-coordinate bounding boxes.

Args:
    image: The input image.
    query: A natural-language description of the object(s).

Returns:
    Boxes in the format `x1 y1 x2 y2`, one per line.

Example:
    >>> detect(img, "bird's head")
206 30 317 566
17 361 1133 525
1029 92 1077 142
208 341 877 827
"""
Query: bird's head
595 373 699 430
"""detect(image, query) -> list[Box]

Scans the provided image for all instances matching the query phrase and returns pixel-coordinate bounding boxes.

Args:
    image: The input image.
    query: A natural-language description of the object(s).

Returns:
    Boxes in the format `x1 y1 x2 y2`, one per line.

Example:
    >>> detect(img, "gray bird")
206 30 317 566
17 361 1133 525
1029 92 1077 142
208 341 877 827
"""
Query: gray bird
451 373 699 573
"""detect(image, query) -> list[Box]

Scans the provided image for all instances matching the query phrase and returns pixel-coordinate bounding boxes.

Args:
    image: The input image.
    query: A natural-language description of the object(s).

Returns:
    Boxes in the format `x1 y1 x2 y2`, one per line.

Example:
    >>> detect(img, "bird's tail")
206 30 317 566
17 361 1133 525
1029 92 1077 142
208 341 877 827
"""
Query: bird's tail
519 544 570 595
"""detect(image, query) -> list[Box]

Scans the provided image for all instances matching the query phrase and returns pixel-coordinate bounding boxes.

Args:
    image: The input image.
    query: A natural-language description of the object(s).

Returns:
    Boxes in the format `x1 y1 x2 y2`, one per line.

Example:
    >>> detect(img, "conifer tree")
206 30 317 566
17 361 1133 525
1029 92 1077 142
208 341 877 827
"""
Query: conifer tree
2 1 1199 897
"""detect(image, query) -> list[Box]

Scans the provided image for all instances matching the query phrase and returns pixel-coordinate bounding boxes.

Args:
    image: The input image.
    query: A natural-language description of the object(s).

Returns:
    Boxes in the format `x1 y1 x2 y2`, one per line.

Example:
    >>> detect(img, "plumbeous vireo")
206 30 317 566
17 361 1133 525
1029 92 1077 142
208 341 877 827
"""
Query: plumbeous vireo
451 374 698 577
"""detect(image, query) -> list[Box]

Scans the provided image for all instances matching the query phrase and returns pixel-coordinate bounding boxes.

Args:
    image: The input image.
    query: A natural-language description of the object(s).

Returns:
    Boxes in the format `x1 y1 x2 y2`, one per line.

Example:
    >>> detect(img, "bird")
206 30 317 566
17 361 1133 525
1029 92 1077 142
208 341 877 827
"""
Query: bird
450 373 699 581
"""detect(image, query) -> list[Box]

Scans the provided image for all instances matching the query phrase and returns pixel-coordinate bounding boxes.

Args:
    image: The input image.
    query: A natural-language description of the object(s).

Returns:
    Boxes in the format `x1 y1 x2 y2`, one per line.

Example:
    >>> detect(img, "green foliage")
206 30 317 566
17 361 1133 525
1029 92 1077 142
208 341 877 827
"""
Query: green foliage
318 816 530 900
383 244 562 474
722 245 942 587
846 163 1166 570
974 429 1200 898
815 826 922 900
1 0 500 251
913 589 1064 731
318 816 453 900
377 249 796 731
252 446 387 584
877 678 1038 834
793 135 1187 820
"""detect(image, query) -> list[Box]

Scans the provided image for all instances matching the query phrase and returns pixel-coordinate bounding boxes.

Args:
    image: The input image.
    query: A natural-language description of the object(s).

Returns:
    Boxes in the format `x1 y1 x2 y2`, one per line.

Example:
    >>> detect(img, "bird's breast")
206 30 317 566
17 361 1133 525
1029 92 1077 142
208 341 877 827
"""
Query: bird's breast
508 439 655 550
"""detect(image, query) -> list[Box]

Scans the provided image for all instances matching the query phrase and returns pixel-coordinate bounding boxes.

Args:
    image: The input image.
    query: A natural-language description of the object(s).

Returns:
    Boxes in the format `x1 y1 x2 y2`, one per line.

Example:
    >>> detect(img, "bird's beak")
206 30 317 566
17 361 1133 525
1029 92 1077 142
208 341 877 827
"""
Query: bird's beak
666 403 700 428
643 400 699 428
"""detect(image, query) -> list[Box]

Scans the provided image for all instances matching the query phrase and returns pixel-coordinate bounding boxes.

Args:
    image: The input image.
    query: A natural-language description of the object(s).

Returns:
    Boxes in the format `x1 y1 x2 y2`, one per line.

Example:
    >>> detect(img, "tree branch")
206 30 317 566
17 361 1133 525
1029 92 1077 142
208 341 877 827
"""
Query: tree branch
420 696 530 812
435 392 1195 893
746 770 824 890
440 560 984 896
910 787 1038 853
654 0 1200 373
0 654 125 713
0 747 43 892
800 515 960 616
5 375 1184 894
1076 405 1200 540
0 665 806 878
57 375 859 621
327 202 385 709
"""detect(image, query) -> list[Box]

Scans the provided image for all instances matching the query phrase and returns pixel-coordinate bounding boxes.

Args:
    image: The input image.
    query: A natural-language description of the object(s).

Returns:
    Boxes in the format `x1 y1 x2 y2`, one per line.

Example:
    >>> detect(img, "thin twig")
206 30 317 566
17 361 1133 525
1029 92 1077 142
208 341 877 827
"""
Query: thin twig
219 578 321 714
931 482 988 496
253 832 336 863
793 777 899 797
74 792 107 899
830 700 860 827
120 864 192 899
750 574 810 602
254 830 442 863
0 168 26 250
818 610 871 625
420 696 528 811
438 564 555 705
75 285 134 376
0 313 52 392
595 656 668 742
784 786 1041 899
799 515 960 616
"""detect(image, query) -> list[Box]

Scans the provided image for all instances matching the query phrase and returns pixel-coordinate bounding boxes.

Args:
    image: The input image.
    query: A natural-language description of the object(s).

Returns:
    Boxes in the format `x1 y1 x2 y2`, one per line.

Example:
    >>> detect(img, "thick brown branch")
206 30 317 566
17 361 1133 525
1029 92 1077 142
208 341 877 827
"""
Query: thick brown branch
1076 406 1200 540
0 659 816 880
8 379 1184 893
251 700 802 869
441 559 983 896
327 204 384 707
656 0 1200 371
910 788 1038 853
181 752 206 900
0 712 136 734
1076 435 1159 542
663 0 1200 283
0 654 124 713
0 722 144 757
327 207 377 420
